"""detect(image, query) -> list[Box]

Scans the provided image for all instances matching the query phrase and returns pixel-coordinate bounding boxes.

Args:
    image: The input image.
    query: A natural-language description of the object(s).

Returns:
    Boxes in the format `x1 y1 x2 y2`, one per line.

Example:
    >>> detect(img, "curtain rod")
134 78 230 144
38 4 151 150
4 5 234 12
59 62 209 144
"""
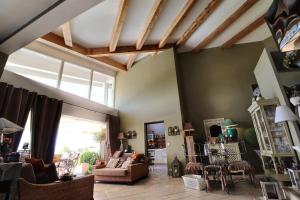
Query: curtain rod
63 101 111 115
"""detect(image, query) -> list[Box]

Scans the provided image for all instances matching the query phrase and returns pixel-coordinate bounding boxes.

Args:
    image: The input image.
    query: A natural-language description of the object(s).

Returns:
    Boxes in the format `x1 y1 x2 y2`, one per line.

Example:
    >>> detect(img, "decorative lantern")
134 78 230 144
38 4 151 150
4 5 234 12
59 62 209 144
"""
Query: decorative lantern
260 177 284 200
288 168 300 190
171 156 182 177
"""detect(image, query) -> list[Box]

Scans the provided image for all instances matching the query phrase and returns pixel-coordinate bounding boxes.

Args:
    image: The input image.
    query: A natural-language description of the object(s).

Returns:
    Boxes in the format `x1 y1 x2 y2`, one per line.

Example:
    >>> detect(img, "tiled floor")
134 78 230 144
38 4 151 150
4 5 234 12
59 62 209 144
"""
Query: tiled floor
94 171 262 200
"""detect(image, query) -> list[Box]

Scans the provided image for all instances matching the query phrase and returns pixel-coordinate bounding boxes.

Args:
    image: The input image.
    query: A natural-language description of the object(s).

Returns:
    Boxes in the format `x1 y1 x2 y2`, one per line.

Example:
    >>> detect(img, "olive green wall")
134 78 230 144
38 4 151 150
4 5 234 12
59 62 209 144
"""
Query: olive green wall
115 49 185 166
177 42 266 135
0 52 8 77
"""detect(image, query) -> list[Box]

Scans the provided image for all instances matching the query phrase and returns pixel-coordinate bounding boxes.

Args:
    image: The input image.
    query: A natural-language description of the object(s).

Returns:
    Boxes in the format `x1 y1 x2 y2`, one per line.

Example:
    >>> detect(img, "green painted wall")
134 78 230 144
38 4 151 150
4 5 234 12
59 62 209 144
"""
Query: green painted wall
0 52 8 77
177 42 265 133
115 49 185 166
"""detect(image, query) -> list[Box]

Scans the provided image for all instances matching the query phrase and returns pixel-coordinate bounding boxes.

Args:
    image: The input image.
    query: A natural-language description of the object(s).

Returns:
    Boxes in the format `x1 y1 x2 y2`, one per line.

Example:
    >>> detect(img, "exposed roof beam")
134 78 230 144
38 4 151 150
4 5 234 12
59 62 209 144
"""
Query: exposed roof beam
159 0 196 48
41 32 86 54
94 57 127 71
39 32 126 71
109 0 129 52
127 54 138 69
176 0 222 48
193 0 258 52
221 14 265 49
136 0 167 50
61 21 73 47
87 43 173 57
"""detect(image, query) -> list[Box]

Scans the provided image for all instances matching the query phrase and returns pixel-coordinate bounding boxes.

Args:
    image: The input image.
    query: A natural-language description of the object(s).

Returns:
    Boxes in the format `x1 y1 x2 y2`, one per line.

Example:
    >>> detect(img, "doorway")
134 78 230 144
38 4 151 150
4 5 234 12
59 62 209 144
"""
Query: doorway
144 121 167 176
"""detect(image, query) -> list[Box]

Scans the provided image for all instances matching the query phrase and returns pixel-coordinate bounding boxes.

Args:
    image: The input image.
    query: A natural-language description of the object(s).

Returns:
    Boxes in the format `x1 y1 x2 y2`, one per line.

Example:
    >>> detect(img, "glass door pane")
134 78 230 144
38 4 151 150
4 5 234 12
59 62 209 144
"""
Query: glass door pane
256 110 271 151
263 105 292 153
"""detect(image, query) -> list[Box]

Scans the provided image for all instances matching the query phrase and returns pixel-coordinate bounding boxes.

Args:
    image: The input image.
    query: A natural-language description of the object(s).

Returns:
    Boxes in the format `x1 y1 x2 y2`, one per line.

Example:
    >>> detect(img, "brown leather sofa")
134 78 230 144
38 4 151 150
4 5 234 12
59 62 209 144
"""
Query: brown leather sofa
93 153 149 184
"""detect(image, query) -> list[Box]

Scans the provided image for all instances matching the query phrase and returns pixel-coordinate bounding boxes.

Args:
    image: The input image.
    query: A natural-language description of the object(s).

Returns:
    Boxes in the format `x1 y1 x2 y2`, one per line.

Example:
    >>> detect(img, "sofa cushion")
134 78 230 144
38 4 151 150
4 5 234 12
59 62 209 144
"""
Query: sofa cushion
106 158 119 168
112 151 123 158
94 168 127 177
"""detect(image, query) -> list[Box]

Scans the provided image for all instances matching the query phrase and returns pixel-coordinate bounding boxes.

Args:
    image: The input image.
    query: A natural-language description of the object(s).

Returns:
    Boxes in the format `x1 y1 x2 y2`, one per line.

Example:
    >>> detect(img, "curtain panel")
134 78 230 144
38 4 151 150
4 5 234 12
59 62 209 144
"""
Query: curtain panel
0 82 37 151
106 114 120 157
31 95 63 164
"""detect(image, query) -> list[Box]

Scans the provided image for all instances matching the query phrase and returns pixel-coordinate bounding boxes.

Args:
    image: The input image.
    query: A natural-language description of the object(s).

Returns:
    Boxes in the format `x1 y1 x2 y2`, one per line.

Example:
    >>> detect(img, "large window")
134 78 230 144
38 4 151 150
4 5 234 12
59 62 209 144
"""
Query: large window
55 115 105 154
90 71 114 105
5 48 115 107
60 62 91 98
6 49 61 87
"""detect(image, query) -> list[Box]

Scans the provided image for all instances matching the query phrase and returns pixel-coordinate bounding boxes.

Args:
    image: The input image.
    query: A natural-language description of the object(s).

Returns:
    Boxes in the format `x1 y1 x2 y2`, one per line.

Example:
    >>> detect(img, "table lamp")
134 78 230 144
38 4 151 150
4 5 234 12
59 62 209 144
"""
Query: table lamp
183 122 195 136
117 132 124 151
0 118 23 161
0 118 23 144
224 119 238 141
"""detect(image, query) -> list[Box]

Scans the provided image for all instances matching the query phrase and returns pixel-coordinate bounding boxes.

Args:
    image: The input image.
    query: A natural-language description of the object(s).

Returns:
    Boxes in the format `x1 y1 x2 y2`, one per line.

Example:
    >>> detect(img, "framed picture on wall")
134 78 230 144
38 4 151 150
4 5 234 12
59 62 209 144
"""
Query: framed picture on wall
203 118 225 140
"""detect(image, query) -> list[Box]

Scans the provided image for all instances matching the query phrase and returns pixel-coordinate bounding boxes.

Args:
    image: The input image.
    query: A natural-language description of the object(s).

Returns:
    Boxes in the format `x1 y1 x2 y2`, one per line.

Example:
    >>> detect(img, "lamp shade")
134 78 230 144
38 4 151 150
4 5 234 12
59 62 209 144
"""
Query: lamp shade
183 122 194 132
117 132 124 140
0 118 23 134
224 119 238 128
274 105 298 123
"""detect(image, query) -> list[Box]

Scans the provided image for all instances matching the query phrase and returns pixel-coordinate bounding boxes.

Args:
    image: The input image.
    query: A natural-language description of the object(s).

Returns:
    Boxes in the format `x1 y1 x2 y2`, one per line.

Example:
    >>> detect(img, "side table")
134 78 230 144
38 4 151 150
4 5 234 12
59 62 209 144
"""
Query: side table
0 162 22 200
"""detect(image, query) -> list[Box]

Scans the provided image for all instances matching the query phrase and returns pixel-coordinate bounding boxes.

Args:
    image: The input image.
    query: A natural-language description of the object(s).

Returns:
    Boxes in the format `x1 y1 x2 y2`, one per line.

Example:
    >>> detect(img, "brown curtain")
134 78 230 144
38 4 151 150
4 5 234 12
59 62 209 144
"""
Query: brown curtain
106 114 120 156
31 95 63 164
0 82 37 151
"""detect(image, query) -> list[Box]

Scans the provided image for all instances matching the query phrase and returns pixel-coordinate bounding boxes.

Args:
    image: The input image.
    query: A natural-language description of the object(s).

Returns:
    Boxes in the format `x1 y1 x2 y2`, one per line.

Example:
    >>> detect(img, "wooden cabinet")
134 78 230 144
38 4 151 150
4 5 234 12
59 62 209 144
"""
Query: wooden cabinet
248 98 295 174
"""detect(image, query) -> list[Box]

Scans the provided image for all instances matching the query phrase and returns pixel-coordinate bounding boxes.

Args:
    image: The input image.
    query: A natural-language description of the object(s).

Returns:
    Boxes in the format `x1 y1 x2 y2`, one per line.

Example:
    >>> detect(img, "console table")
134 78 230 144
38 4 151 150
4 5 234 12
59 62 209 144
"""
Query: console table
0 162 22 200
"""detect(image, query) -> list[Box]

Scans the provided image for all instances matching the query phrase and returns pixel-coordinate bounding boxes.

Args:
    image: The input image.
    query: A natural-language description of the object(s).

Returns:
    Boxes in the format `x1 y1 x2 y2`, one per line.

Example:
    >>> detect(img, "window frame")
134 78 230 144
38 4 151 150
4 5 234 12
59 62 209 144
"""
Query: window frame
6 48 115 107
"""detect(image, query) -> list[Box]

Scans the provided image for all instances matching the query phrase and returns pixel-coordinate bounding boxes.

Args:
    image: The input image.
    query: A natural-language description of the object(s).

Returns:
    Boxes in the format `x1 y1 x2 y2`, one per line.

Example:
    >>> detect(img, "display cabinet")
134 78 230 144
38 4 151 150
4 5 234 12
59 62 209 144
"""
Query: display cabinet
248 98 295 174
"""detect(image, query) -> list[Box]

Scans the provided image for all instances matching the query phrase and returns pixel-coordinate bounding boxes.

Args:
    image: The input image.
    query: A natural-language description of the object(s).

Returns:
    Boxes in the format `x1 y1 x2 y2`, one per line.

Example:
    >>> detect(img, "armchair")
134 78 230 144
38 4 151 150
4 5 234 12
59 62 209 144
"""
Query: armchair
25 158 58 183
18 175 94 200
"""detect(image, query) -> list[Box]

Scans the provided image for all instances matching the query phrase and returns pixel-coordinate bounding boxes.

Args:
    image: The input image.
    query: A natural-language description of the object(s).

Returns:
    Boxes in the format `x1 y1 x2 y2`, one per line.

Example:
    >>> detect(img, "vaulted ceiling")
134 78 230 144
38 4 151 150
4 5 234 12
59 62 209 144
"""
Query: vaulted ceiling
38 0 273 71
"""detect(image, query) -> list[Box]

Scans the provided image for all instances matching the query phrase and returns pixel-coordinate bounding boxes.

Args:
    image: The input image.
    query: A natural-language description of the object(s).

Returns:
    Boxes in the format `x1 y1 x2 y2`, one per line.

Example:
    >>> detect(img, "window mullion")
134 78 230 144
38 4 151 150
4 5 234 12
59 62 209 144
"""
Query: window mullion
88 70 93 100
57 60 64 88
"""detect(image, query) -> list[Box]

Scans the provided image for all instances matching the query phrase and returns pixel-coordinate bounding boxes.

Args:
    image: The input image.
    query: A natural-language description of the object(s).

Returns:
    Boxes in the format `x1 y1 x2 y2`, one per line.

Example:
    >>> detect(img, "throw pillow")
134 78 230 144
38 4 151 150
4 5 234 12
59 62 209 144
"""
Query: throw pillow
116 160 124 168
106 158 119 168
121 160 131 169
112 150 123 158
25 158 45 173
131 153 145 163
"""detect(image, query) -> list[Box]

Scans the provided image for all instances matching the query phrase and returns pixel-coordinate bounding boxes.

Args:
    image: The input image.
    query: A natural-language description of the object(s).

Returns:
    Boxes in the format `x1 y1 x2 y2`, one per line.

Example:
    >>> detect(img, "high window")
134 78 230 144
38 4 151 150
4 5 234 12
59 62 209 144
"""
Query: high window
5 48 115 107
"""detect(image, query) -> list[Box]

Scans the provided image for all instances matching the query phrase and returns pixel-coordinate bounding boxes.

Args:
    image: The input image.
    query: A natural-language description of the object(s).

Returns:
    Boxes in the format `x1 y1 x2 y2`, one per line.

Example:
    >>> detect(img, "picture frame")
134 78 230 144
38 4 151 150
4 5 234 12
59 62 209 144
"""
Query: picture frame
203 118 225 140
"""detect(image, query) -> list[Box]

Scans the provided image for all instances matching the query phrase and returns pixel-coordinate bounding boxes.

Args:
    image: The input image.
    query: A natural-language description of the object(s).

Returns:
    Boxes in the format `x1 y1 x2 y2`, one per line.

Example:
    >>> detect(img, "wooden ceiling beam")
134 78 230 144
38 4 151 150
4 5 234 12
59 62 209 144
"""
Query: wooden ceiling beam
136 0 167 50
61 22 73 47
127 54 138 69
94 57 127 71
176 0 222 47
41 32 86 54
159 0 196 48
109 0 129 52
193 0 258 52
87 43 173 57
221 14 265 49
40 32 126 71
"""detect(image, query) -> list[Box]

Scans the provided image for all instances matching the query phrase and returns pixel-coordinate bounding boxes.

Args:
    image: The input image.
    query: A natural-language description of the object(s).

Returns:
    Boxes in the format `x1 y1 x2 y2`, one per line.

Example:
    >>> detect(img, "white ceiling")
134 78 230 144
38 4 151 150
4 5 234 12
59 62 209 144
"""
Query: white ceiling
0 0 59 42
0 0 104 54
52 0 273 68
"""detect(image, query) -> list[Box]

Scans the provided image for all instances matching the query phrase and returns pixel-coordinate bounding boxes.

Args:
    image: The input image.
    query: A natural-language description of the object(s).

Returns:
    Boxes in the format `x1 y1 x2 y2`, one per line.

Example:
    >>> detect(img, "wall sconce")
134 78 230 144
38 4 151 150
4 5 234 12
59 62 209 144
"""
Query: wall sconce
168 126 180 136
125 131 137 139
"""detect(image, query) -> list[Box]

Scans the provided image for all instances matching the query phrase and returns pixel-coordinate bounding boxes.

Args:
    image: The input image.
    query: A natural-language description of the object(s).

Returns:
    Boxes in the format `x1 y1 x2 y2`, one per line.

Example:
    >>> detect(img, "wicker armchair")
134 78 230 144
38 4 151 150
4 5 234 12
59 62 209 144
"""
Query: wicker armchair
18 175 94 200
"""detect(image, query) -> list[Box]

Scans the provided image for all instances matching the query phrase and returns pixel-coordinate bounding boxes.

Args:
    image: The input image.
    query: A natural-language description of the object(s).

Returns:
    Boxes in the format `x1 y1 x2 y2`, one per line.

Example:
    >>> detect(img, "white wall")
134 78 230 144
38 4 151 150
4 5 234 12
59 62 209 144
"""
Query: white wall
254 49 300 155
